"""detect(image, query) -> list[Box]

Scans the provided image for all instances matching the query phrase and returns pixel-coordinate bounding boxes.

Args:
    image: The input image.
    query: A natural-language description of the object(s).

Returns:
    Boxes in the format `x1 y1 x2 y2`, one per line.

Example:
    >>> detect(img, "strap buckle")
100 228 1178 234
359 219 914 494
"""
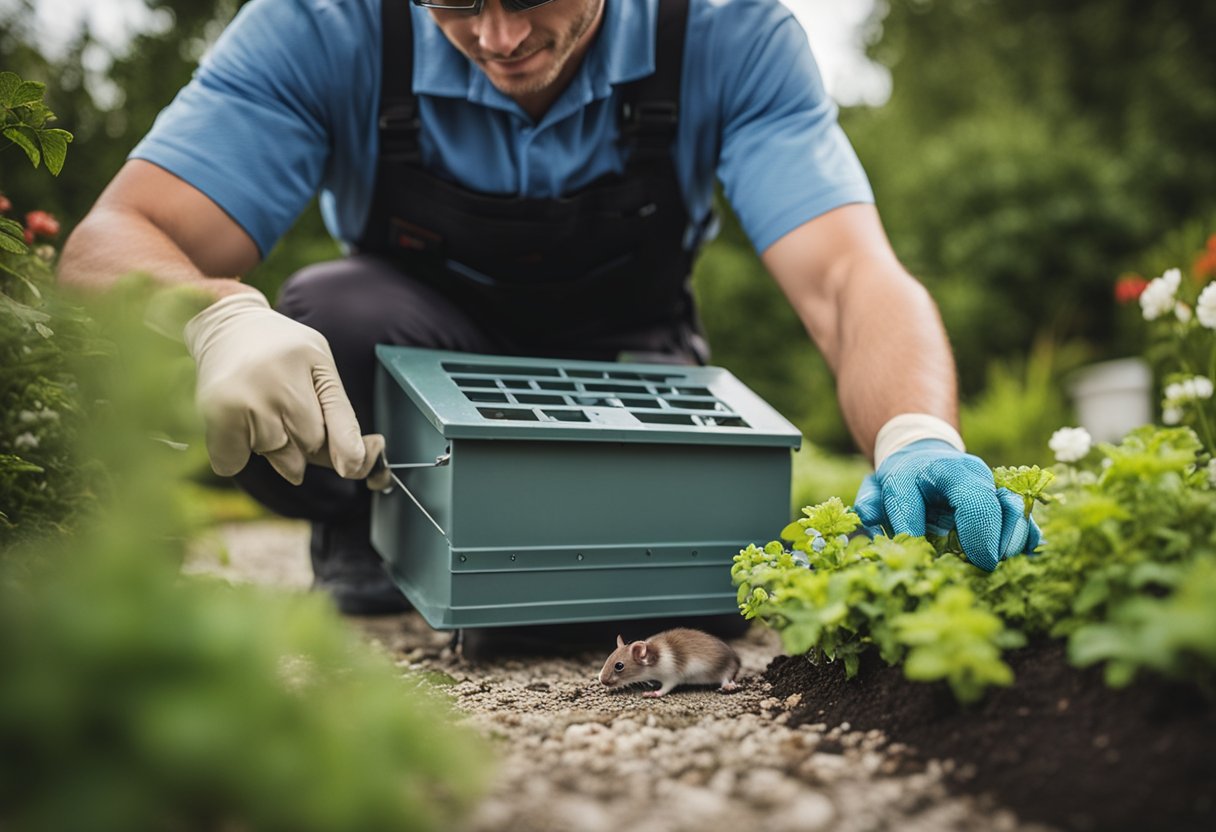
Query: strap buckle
620 100 679 132
379 101 422 163
378 101 420 133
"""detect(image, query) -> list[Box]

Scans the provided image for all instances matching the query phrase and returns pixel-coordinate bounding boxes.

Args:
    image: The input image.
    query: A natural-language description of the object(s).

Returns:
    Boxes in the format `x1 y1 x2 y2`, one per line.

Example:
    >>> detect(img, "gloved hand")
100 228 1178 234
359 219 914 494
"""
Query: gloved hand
182 291 383 485
852 438 1041 571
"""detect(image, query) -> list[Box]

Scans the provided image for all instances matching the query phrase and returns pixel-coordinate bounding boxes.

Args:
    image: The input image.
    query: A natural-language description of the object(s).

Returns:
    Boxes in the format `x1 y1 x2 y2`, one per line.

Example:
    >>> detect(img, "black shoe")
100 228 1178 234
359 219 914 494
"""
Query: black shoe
309 519 411 616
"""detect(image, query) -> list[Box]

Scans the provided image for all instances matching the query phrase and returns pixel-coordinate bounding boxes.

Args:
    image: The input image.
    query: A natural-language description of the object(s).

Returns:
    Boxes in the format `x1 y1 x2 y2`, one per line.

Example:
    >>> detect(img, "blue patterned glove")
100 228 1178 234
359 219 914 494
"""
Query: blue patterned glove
852 438 1041 571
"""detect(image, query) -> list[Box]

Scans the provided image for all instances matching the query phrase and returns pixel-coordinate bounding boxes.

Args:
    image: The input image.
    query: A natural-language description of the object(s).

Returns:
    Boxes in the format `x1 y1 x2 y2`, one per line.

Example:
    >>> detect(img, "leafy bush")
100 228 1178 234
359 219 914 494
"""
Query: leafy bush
734 426 1216 701
1120 231 1216 449
959 336 1083 469
788 444 870 516
732 499 1024 703
2 71 491 829
0 281 491 831
1 71 98 547
0 545 489 831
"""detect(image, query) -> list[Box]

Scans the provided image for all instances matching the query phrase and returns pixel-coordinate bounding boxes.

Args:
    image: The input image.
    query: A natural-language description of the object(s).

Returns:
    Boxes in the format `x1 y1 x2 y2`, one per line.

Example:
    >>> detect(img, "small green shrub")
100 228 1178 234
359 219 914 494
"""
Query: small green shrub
2 71 491 830
0 284 491 831
735 426 1216 701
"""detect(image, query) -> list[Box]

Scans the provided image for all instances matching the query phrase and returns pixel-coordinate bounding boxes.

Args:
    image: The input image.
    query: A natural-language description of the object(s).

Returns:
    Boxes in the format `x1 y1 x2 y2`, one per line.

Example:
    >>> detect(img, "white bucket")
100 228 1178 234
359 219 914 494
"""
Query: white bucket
1067 358 1153 443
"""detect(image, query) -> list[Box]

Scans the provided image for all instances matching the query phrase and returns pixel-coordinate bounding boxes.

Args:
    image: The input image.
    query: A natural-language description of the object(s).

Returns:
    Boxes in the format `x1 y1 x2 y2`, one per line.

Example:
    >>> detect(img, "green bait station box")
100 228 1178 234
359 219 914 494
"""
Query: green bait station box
371 346 802 630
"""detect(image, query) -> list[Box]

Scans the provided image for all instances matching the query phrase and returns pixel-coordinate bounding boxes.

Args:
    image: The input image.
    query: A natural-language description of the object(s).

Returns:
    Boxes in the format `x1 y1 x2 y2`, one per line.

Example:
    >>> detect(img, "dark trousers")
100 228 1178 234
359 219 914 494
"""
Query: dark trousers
234 255 704 525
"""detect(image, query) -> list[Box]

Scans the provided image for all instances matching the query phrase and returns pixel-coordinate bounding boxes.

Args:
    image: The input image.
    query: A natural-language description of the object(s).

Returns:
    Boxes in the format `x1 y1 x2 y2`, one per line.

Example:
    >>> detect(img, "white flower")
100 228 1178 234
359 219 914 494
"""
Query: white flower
1049 426 1092 463
1140 268 1182 321
18 410 39 424
1208 459 1216 487
1175 302 1193 323
791 551 811 568
1163 375 1214 407
14 432 40 451
1199 282 1216 330
1161 375 1213 424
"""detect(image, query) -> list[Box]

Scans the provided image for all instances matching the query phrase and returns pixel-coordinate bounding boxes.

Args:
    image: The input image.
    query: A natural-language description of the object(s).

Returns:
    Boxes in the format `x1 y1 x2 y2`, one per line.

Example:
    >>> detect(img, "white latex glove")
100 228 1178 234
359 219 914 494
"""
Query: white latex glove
182 291 382 485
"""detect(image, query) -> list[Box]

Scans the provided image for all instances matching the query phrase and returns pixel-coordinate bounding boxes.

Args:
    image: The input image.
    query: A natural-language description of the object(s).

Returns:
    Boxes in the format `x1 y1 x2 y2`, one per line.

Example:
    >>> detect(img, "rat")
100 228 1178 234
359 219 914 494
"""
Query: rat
598 628 741 697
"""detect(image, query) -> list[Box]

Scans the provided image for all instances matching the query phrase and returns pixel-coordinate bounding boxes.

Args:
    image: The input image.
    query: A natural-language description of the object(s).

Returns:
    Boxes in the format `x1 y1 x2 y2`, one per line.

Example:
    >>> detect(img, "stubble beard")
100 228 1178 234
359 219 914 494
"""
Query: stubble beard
482 0 602 98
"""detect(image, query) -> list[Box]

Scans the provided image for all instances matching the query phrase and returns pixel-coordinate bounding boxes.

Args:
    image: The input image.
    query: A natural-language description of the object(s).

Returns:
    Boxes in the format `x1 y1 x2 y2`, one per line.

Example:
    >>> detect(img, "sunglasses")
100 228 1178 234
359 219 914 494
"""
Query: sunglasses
412 0 559 12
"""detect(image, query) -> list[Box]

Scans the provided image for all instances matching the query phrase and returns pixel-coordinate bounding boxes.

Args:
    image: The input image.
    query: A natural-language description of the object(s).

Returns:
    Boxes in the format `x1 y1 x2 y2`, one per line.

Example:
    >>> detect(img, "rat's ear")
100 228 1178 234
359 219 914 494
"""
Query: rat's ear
630 641 648 661
616 634 625 648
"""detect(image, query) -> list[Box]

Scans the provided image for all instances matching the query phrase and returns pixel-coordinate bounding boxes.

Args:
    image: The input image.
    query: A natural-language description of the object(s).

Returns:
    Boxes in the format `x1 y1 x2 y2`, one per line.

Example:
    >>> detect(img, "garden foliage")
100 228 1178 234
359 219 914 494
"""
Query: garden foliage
736 228 1216 702
1 72 94 547
1 71 490 829
734 428 1216 700
734 426 1216 702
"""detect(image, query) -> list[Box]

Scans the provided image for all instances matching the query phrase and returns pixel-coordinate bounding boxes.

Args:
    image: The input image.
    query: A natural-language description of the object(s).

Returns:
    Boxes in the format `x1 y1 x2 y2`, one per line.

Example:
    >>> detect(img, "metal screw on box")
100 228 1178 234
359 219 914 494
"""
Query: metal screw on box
371 346 803 630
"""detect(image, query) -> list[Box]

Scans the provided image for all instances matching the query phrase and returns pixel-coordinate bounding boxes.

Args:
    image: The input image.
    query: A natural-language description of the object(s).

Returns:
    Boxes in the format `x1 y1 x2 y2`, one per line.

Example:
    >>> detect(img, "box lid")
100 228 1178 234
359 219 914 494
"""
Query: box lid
376 346 803 448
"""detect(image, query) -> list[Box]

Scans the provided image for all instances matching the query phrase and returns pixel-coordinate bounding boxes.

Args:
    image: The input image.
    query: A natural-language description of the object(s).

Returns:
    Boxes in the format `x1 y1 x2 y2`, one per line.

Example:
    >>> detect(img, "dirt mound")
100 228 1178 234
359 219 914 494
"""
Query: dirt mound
765 641 1216 832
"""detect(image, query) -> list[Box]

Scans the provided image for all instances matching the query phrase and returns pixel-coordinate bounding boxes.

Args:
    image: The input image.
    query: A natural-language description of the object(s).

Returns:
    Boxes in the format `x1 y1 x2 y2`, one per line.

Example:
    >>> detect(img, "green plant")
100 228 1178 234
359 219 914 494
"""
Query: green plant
1120 233 1216 451
1 70 94 547
732 498 1024 702
0 71 72 176
1 70 492 827
0 283 491 830
959 336 1084 468
735 425 1216 701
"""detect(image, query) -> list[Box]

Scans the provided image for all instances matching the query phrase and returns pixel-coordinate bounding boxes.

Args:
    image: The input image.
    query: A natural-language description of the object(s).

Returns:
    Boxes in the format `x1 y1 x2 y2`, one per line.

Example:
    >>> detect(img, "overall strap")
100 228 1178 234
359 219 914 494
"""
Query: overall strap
378 0 420 165
374 0 691 167
617 0 690 164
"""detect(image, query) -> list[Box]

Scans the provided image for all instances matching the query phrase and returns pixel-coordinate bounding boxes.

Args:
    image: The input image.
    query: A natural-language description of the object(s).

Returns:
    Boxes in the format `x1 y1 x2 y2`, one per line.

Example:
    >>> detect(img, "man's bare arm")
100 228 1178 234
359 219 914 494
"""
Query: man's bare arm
761 203 959 462
58 160 261 301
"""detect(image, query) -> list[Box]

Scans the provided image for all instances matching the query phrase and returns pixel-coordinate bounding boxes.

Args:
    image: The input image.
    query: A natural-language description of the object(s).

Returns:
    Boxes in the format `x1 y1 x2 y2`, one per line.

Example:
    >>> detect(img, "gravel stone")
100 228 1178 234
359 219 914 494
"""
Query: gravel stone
191 520 1053 832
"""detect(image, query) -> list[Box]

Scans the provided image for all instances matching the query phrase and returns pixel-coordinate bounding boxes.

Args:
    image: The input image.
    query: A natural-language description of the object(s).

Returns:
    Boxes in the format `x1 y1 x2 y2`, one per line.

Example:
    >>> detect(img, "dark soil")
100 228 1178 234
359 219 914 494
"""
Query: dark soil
765 641 1216 832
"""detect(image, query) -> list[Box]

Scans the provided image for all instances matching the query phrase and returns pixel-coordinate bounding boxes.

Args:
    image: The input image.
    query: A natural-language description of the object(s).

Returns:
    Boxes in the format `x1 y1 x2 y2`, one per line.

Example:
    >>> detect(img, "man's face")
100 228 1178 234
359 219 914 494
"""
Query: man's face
428 0 604 101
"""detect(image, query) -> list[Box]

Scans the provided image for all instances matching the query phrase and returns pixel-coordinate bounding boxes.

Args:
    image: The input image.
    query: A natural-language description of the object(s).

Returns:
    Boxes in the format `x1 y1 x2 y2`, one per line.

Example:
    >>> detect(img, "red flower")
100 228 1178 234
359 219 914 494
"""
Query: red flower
1196 234 1216 281
23 210 60 244
1114 273 1148 304
0 193 11 214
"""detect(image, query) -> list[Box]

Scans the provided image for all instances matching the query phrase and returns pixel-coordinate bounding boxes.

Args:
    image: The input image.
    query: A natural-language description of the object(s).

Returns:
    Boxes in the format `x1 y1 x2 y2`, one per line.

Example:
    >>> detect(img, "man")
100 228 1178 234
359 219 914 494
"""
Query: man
59 0 1040 617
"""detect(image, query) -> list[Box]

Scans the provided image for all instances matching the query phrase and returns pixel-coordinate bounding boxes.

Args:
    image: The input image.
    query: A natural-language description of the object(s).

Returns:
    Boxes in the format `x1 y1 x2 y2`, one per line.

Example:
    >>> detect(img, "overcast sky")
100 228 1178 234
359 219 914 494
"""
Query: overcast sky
22 0 889 106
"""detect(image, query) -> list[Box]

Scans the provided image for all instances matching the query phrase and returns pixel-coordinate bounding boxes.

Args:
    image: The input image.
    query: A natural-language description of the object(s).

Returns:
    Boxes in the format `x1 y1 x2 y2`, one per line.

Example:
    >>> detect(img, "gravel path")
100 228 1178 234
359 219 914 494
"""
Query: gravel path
187 520 1053 832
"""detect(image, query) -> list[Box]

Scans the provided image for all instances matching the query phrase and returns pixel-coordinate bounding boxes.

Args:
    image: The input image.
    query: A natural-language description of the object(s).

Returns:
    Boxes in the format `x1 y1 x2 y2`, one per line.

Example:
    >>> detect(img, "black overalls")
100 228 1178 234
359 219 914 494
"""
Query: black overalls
237 0 713 563
355 0 708 362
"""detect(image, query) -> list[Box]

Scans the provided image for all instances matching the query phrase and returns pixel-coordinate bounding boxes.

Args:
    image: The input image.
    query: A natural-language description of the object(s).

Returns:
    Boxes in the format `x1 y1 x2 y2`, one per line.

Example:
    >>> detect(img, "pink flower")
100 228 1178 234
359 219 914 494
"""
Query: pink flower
23 210 60 244
1114 273 1148 304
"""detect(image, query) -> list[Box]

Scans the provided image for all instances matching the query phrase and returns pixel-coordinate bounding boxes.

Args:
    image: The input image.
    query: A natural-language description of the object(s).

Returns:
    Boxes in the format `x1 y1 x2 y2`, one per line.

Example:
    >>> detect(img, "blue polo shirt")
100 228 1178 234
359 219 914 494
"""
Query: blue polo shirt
131 0 873 259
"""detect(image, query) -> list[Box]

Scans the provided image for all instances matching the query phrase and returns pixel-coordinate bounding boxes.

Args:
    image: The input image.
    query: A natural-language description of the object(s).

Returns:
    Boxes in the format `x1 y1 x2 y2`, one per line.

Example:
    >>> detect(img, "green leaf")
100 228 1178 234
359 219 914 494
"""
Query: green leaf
0 216 24 237
843 652 861 679
0 453 45 475
780 520 805 542
0 229 29 254
0 71 20 106
12 80 46 107
0 291 52 324
3 125 41 168
0 262 44 299
38 128 72 176
34 322 54 339
994 465 1055 517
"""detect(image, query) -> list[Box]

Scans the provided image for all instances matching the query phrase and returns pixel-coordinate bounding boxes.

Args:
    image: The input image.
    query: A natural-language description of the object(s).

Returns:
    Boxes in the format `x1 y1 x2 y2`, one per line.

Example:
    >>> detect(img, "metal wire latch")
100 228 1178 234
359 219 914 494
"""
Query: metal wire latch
372 450 451 538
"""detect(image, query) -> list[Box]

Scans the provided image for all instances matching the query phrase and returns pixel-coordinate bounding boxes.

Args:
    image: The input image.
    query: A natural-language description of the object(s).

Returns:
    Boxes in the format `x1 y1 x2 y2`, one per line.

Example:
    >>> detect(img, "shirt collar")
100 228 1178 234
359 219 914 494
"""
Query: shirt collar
409 0 658 104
